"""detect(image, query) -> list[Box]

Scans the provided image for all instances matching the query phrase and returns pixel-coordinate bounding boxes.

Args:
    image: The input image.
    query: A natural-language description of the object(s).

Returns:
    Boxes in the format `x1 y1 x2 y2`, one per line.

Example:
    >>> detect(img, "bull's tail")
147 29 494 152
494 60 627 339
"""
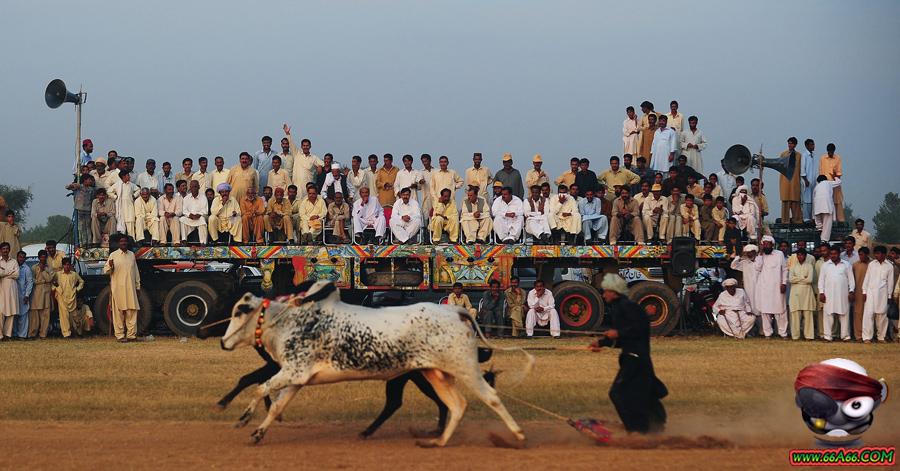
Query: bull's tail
458 306 535 387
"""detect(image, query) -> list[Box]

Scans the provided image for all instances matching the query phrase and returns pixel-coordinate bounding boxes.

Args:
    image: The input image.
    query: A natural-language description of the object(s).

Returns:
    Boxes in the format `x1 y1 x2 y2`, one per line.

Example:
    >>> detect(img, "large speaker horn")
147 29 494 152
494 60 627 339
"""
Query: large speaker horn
45 79 82 109
721 144 796 180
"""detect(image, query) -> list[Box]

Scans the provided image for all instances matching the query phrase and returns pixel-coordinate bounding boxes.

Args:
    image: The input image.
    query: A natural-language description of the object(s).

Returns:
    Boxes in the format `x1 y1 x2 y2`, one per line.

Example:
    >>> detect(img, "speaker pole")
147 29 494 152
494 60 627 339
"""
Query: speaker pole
757 145 764 241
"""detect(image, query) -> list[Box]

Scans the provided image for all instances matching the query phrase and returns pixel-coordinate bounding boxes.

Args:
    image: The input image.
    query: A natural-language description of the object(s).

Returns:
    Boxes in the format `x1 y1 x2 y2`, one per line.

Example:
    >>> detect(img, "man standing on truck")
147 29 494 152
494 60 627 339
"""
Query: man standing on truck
103 235 141 343
591 273 667 434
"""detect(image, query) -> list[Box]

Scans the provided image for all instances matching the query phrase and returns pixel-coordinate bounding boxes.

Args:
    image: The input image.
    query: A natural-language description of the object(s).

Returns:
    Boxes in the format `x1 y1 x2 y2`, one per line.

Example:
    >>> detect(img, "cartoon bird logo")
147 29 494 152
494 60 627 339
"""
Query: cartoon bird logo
794 358 889 446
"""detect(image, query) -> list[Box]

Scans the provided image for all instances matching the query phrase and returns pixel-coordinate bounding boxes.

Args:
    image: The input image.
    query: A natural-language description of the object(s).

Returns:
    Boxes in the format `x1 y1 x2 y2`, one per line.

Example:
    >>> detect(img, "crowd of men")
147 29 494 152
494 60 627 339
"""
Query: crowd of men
716 235 899 343
446 277 560 339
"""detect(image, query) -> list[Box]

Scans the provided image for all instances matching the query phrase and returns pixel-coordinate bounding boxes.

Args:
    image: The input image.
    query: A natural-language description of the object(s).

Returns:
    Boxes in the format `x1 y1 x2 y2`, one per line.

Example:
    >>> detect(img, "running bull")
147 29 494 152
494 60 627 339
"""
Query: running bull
220 280 532 447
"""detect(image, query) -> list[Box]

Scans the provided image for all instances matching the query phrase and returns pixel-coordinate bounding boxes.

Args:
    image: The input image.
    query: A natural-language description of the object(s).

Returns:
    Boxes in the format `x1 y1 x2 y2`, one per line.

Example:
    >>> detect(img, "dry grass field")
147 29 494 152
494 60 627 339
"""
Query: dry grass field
1 336 897 470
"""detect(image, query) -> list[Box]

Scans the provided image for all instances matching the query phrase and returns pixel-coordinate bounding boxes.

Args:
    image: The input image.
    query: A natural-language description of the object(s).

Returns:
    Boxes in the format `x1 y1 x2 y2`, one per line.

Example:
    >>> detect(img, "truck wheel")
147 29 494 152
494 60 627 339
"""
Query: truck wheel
552 281 604 332
627 281 681 336
163 281 218 337
92 287 153 336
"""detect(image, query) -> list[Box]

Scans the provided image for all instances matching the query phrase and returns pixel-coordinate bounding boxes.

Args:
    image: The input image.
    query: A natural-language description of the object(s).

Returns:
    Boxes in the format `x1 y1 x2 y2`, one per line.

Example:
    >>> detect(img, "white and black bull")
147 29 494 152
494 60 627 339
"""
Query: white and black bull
221 280 533 447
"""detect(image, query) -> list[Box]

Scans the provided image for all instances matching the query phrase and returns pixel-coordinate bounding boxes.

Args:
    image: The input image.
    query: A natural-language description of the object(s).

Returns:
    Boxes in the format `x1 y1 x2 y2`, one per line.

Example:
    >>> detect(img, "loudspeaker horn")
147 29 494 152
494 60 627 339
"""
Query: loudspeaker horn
45 79 82 109
721 144 796 180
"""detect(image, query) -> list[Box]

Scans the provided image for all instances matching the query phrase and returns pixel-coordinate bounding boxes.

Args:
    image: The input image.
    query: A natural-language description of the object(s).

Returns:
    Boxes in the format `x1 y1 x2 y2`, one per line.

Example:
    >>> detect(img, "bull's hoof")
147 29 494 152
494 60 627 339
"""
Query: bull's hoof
489 432 527 449
213 403 227 412
250 428 267 444
358 430 372 440
415 439 443 448
408 427 442 439
235 409 253 428
275 414 284 423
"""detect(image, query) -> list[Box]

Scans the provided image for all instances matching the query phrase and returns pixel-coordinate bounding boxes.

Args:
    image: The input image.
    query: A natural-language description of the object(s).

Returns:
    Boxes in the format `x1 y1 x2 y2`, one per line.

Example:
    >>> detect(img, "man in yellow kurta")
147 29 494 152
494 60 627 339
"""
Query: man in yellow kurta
680 194 701 240
226 152 260 203
447 283 476 317
264 187 294 243
504 276 526 337
525 155 550 189
778 137 803 224
464 153 492 200
430 156 464 202
240 187 266 243
788 248 817 340
818 143 844 222
29 251 53 338
266 156 292 194
597 156 641 201
326 192 351 243
0 211 22 256
555 158 580 187
297 185 327 244
430 188 459 243
133 188 160 244
53 258 84 338
374 155 399 208
103 235 141 342
209 184 243 243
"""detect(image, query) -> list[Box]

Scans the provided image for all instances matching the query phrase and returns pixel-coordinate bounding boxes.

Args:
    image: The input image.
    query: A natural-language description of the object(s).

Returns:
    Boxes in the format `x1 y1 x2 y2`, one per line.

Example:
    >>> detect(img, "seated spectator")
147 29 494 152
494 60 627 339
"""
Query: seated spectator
712 196 727 242
158 183 182 244
712 278 755 339
91 188 117 247
321 163 349 204
527 280 559 338
265 187 294 243
699 193 716 242
504 276 526 337
297 185 327 244
641 184 668 243
478 280 505 337
460 187 491 243
492 187 524 244
608 187 644 244
389 187 422 244
447 282 476 317
240 187 266 244
524 185 551 243
180 180 209 244
578 189 607 244
352 187 386 244
680 194 701 240
724 217 743 257
549 184 581 245
134 187 160 245
430 188 459 244
731 186 759 241
209 183 242 244
326 191 351 244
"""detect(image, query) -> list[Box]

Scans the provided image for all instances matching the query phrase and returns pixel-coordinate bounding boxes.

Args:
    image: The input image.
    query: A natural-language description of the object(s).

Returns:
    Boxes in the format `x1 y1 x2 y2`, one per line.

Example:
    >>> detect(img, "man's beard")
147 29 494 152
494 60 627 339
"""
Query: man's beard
763 247 774 254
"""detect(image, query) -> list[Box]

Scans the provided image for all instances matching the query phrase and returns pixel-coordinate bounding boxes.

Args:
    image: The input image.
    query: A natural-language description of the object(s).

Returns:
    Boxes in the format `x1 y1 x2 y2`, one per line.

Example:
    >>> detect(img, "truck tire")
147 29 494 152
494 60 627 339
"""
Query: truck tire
92 287 153 336
552 281 604 332
163 281 219 337
627 281 681 336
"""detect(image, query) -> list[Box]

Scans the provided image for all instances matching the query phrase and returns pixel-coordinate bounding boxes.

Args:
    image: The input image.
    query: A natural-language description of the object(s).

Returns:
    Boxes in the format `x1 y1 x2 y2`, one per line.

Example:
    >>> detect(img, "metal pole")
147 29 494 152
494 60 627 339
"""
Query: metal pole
757 152 764 241
73 93 82 247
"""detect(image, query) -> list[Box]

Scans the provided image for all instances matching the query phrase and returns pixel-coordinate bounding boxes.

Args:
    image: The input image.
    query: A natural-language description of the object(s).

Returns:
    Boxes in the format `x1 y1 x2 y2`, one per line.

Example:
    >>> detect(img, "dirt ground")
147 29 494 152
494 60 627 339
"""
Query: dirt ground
3 420 792 470
1 337 897 469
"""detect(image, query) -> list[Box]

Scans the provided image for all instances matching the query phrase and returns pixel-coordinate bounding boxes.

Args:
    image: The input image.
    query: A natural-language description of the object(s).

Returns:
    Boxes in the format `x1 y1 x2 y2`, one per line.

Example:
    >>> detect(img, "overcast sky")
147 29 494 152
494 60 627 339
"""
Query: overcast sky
1 0 898 227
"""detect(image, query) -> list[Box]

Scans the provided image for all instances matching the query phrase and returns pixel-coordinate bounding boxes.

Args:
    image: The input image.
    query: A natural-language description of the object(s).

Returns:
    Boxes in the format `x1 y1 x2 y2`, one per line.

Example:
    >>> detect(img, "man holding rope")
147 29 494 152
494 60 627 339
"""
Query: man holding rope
590 274 667 434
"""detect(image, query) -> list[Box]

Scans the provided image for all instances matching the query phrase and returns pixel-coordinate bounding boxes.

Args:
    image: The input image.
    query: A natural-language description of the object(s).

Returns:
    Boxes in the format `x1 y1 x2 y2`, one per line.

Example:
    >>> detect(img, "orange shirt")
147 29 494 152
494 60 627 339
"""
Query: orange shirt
818 153 842 180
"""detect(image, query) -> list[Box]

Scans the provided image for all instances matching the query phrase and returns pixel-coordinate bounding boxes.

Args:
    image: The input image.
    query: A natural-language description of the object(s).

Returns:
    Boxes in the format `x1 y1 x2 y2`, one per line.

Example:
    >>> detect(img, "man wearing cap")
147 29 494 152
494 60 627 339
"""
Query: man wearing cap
731 185 759 240
157 183 182 244
389 187 422 244
525 155 549 189
320 162 350 203
590 273 667 434
641 184 669 243
598 156 640 202
352 187 386 244
209 183 242 243
524 185 552 244
90 157 109 189
730 244 759 318
493 154 524 200
712 278 754 339
460 187 492 243
754 235 789 339
608 187 644 245
464 153 492 201
789 248 817 340
429 188 459 244
134 187 160 245
492 187 524 243
650 115 678 173
180 180 209 244
549 185 581 245
578 189 607 244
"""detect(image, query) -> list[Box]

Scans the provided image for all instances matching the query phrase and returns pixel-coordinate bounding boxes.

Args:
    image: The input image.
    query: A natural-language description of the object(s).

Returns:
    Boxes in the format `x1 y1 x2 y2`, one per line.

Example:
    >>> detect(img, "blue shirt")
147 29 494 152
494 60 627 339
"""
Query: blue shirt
578 197 603 220
255 150 277 188
158 171 176 194
17 262 33 314
80 150 92 165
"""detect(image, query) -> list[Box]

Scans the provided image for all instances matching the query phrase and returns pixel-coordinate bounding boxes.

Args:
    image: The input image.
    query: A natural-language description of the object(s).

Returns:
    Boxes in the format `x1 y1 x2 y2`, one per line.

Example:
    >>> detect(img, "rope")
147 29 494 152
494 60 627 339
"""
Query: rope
478 323 608 337
497 391 570 421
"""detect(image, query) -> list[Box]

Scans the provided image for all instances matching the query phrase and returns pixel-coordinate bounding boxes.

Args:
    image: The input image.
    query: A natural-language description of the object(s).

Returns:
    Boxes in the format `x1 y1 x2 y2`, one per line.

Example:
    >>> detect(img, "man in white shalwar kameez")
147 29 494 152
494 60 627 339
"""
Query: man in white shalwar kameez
622 106 640 156
731 186 759 240
650 115 678 173
818 246 855 341
180 180 209 244
133 188 160 244
352 187 386 243
492 187 524 243
801 139 816 222
862 246 894 342
680 116 707 174
549 185 581 244
389 188 422 244
813 176 841 242
394 156 423 204
524 186 552 243
753 236 788 338
526 280 560 338
730 244 759 319
712 278 754 339
0 242 20 339
110 172 139 237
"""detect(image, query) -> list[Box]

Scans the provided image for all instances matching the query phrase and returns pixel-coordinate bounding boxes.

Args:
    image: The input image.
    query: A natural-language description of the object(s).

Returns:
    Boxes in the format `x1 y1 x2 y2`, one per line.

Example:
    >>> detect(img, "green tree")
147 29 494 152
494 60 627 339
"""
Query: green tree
0 184 34 225
21 215 73 245
873 192 900 243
